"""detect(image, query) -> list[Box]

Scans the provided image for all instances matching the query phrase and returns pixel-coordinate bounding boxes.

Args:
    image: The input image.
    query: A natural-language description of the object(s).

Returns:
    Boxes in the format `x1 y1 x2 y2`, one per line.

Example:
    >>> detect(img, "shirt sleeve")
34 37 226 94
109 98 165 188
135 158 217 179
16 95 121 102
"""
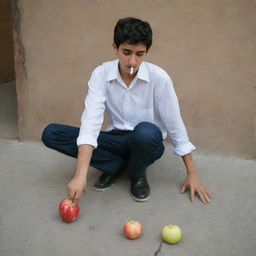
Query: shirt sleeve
77 67 106 148
156 76 196 156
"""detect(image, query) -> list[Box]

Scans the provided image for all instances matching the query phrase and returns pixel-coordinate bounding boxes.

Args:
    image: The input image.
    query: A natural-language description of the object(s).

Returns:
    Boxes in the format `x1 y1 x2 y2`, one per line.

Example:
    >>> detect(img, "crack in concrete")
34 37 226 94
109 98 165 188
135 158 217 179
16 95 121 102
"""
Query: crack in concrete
154 240 163 256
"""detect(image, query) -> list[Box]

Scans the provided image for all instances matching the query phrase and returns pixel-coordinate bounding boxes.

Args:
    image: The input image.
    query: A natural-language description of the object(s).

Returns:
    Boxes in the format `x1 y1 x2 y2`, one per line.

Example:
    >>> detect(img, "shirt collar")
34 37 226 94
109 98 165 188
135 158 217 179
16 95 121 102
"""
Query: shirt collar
106 60 150 83
106 60 119 81
136 61 150 83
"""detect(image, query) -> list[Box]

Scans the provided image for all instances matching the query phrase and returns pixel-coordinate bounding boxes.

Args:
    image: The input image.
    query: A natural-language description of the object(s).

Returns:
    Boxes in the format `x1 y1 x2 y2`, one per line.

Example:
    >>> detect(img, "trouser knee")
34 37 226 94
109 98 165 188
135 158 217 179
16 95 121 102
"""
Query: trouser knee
41 123 58 147
128 122 164 179
131 122 163 148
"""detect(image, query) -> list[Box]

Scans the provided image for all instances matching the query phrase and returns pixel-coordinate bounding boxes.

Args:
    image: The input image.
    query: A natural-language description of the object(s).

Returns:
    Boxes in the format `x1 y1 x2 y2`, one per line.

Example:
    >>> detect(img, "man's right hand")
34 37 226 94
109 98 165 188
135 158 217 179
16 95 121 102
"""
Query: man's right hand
67 173 87 200
67 144 93 200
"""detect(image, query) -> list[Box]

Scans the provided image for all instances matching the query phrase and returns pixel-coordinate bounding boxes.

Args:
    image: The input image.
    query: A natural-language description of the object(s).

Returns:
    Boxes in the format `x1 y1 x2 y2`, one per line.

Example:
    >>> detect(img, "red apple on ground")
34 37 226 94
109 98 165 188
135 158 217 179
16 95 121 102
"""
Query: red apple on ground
123 220 142 239
59 198 80 223
162 225 182 244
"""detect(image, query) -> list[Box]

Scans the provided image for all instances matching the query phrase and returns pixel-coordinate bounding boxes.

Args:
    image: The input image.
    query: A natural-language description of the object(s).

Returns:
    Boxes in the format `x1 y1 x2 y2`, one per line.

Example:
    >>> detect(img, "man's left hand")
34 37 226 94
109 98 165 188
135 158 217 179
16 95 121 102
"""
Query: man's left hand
180 173 212 204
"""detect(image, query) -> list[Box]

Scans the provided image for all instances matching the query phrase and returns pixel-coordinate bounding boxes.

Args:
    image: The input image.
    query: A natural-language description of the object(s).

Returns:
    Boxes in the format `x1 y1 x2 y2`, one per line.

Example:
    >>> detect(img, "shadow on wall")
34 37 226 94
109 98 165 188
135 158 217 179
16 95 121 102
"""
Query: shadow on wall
0 81 18 140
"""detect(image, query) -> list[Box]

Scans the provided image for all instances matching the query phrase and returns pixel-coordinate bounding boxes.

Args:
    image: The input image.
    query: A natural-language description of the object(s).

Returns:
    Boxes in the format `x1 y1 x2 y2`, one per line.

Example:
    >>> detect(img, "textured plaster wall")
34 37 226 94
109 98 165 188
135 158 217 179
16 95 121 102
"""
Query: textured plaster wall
13 0 256 159
0 0 15 83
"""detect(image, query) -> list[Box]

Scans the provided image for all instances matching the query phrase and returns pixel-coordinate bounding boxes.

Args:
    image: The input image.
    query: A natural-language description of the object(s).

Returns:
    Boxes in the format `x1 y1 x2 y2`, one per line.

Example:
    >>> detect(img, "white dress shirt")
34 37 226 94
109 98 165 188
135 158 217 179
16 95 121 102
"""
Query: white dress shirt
77 60 196 156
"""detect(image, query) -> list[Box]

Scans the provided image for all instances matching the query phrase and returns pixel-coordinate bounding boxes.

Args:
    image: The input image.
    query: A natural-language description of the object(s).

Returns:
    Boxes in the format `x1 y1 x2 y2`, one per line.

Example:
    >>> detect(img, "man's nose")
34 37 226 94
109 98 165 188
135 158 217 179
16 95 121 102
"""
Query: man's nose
128 54 137 66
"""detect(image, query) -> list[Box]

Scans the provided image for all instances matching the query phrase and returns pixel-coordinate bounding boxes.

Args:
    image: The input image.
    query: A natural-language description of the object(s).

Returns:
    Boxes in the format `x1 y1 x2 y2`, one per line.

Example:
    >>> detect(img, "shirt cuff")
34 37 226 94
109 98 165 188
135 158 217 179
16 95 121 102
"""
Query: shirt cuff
172 142 196 156
76 133 97 148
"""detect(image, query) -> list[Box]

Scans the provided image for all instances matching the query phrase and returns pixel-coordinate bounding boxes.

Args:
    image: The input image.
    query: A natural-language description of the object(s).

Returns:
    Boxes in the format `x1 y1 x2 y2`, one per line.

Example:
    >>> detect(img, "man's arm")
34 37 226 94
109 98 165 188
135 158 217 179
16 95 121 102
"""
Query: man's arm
67 144 94 200
69 66 106 200
155 77 211 203
180 153 212 204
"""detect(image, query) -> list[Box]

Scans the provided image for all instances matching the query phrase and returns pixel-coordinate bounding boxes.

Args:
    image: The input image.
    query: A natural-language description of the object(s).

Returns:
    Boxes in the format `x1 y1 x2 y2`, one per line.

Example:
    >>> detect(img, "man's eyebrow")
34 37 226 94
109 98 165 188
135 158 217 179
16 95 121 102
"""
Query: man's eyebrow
122 48 146 53
122 48 132 52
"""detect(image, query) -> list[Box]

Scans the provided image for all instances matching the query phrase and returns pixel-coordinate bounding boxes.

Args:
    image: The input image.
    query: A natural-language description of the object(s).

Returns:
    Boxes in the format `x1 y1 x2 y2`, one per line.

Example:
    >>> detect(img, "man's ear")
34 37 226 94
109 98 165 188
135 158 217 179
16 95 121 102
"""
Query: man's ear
112 43 118 53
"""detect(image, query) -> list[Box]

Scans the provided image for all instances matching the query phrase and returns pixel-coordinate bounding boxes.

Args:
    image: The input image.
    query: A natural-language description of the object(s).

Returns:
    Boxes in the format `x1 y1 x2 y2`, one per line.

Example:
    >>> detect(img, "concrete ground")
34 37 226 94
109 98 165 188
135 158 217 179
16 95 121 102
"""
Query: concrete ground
0 81 256 255
0 140 255 256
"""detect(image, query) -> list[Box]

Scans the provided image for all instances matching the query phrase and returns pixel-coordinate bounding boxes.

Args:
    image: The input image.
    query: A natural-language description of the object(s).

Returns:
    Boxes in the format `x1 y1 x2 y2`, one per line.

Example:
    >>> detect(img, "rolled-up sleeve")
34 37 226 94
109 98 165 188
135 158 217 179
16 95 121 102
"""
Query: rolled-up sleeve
156 76 196 156
77 67 106 148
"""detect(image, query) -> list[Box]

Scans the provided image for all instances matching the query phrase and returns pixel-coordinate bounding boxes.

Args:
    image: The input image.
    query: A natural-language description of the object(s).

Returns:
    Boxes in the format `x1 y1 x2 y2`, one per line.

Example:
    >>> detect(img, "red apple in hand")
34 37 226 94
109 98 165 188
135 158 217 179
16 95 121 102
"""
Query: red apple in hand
59 198 80 223
123 220 142 239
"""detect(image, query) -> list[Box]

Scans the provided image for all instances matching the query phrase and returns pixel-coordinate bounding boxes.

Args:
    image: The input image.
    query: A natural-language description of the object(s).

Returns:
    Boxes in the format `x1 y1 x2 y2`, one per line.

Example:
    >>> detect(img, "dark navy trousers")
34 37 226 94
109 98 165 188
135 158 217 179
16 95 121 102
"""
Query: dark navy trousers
41 122 165 179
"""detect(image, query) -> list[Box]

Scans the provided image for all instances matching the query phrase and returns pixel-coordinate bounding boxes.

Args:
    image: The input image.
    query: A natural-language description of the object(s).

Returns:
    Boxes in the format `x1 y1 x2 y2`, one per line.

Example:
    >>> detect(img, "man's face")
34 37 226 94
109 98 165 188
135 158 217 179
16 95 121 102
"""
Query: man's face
113 42 147 77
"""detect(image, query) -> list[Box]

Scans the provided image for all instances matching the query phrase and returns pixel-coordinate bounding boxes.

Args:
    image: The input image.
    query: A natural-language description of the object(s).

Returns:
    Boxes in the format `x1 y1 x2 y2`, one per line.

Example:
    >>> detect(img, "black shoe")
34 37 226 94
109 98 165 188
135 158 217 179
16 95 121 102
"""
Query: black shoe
94 162 128 192
130 175 150 202
94 173 116 191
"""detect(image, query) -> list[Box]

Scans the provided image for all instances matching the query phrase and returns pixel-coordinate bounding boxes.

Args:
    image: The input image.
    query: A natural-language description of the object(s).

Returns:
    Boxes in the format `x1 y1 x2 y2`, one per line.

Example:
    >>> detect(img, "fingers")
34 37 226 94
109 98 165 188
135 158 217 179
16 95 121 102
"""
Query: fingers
203 190 211 203
196 188 211 204
181 181 212 204
67 178 86 201
188 186 212 204
197 190 207 204
190 189 195 203
200 186 212 202
73 191 82 201
204 187 212 199
67 186 80 201
67 189 75 200
180 184 187 194
68 189 82 201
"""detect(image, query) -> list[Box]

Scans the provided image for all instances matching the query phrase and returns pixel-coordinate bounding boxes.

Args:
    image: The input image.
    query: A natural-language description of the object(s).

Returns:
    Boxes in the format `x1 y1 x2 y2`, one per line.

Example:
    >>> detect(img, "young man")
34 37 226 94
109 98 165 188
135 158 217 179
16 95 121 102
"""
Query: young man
42 17 211 203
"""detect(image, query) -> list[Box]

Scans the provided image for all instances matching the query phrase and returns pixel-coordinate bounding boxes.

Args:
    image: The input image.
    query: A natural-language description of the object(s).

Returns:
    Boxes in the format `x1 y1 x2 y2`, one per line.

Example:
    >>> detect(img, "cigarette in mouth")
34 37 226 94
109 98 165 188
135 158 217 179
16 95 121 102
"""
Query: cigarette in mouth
130 67 134 75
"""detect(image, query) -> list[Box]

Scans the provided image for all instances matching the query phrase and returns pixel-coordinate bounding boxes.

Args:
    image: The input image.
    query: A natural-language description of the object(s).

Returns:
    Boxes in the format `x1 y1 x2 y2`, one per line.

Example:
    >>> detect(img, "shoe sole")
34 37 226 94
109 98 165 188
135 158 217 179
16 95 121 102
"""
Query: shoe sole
130 193 150 202
93 185 112 192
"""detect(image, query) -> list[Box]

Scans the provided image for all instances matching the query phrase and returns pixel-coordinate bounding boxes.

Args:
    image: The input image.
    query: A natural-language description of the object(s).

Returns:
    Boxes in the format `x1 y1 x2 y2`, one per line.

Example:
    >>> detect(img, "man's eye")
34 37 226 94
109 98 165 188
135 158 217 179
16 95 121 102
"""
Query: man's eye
123 51 130 55
137 53 145 57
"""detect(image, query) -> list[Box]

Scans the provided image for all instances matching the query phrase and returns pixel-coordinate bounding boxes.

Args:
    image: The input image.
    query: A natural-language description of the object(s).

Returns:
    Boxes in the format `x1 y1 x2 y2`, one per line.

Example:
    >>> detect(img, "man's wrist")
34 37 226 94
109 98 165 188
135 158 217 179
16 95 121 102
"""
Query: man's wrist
74 168 88 177
182 153 197 175
187 169 197 175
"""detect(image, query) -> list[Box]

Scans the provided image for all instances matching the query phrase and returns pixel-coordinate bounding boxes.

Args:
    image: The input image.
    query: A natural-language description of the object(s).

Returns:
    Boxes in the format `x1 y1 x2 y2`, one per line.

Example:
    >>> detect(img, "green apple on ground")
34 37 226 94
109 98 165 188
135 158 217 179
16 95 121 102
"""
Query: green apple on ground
162 225 182 244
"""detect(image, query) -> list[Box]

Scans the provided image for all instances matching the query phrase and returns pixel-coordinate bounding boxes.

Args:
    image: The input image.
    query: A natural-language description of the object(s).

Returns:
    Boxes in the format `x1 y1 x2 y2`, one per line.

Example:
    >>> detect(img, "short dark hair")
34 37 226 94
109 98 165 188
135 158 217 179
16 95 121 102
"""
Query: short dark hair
114 17 153 51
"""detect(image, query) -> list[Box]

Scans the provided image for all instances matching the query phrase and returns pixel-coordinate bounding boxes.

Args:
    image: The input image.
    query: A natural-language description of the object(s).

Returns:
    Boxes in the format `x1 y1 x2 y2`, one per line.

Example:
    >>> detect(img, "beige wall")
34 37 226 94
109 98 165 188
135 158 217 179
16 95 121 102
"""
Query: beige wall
0 0 15 83
13 0 256 159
